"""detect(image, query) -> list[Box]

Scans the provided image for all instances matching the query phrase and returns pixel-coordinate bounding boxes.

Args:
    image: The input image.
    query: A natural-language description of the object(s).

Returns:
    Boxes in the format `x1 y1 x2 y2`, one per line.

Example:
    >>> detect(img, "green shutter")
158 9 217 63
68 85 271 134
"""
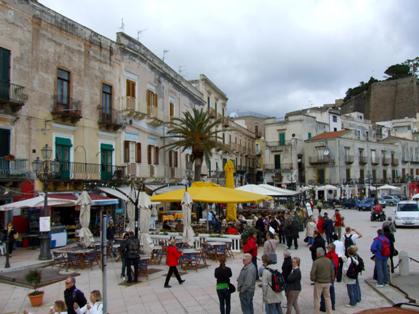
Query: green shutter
101 143 114 151
55 137 72 147
279 133 285 145
308 132 312 139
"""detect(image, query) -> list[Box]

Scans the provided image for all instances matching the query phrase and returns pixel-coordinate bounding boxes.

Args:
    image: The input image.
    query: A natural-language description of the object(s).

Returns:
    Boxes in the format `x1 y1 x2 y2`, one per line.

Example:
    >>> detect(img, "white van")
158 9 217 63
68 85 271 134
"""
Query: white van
394 201 419 227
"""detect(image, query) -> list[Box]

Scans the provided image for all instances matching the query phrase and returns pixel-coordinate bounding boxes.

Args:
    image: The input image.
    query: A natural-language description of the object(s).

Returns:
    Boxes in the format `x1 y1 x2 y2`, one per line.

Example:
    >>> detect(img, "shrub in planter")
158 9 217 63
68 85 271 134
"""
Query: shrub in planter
25 269 44 307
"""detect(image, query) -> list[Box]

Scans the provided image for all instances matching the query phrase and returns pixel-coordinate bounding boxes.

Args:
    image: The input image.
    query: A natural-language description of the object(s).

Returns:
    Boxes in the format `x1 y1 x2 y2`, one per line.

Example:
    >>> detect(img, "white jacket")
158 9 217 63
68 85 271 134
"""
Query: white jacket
261 265 284 304
75 302 103 314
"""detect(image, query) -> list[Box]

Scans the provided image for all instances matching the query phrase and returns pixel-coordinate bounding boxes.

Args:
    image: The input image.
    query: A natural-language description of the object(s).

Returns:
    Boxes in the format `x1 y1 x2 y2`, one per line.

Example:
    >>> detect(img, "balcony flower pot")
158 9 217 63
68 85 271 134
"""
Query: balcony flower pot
3 154 15 161
25 269 44 307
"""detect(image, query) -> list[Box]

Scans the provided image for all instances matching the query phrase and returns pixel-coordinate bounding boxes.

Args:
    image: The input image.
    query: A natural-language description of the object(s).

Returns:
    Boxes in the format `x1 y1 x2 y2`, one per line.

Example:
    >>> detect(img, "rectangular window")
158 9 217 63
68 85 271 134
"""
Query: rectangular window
154 146 159 165
255 125 259 136
169 102 174 120
147 145 153 165
146 90 157 114
274 154 281 169
279 132 285 145
332 115 337 123
346 168 351 182
123 141 130 163
383 169 387 181
55 137 72 180
102 84 112 114
169 151 173 168
57 69 70 106
317 169 325 184
126 79 136 97
0 47 11 100
372 169 377 182
174 151 178 168
135 143 141 163
308 132 312 139
359 168 364 183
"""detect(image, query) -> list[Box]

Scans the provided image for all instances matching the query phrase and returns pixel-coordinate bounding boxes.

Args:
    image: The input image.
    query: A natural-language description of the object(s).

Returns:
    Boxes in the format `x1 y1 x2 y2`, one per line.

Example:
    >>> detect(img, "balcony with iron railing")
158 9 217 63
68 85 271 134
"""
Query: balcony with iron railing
382 156 391 166
0 157 29 179
391 157 399 167
309 155 334 165
98 107 124 131
359 156 368 165
124 97 147 120
265 140 292 152
371 157 379 165
0 82 27 114
146 106 164 126
52 96 82 123
51 161 126 182
344 155 354 164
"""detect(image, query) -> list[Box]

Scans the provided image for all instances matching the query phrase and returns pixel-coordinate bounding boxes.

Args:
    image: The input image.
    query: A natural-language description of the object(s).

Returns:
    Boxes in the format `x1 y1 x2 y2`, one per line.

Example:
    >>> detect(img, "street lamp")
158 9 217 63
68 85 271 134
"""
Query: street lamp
32 144 60 260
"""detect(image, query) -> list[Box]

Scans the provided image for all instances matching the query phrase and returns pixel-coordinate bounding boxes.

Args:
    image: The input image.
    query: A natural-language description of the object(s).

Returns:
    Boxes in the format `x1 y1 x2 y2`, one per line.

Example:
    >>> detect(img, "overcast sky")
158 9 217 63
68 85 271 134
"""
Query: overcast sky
40 0 419 117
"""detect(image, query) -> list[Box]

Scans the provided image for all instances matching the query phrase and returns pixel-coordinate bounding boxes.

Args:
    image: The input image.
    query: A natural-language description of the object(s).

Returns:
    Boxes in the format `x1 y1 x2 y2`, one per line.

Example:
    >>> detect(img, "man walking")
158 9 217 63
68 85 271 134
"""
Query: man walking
123 231 140 283
370 229 390 287
63 276 87 314
237 253 257 314
310 247 335 314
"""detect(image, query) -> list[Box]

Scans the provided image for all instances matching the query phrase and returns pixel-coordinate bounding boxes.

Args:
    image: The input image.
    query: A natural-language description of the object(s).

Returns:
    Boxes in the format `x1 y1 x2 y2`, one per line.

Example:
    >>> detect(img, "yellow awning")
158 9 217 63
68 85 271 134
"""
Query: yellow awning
151 181 271 204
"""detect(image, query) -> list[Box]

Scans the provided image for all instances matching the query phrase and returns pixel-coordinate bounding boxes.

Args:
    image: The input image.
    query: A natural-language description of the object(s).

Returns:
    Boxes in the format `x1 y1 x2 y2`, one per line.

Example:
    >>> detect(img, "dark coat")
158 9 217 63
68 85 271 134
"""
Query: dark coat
282 256 293 282
64 286 87 314
286 268 302 291
310 235 326 261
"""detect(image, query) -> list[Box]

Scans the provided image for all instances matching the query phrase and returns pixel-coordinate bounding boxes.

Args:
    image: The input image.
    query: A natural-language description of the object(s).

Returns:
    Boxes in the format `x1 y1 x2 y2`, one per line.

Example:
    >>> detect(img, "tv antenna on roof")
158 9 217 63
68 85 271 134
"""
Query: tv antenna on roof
137 29 147 40
162 49 169 62
119 18 125 32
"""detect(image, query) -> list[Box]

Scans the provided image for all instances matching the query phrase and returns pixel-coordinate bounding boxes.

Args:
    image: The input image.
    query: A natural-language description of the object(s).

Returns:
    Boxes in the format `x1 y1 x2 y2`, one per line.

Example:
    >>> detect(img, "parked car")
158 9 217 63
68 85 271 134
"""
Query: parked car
355 198 375 211
394 201 419 227
378 197 386 208
382 195 400 206
343 198 357 209
355 303 419 313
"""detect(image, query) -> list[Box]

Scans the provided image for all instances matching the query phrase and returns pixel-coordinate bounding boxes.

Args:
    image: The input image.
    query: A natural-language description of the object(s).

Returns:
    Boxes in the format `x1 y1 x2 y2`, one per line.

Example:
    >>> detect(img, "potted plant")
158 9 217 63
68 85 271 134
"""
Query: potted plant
25 269 44 307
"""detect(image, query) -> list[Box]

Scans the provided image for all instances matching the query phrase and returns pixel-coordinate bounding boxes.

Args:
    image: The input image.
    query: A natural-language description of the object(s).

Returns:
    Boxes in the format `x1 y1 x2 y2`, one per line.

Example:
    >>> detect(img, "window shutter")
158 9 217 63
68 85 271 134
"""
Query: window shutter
169 151 173 167
146 90 151 114
124 141 130 163
136 143 141 163
154 147 159 165
147 145 152 165
174 151 178 168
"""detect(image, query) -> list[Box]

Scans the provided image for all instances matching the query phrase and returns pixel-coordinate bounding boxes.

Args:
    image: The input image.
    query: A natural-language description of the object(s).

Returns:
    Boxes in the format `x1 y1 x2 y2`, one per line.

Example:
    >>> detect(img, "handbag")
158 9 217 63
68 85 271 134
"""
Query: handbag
303 236 309 243
229 283 236 294
393 249 399 256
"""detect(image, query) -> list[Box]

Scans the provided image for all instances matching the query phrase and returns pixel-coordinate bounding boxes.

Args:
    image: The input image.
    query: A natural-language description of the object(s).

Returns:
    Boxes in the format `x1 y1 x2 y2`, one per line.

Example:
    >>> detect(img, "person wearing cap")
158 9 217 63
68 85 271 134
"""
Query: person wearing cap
237 253 257 314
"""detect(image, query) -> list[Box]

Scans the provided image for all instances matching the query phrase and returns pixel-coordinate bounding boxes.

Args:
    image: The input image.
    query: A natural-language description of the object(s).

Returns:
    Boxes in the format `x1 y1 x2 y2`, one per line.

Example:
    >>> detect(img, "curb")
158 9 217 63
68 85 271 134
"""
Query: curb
0 260 54 273
364 278 411 305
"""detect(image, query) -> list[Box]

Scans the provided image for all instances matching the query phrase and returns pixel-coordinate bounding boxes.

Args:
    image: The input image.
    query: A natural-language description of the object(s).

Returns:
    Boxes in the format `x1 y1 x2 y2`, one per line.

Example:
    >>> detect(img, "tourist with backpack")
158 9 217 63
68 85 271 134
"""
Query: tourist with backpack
123 231 140 283
343 227 362 256
323 213 334 244
285 257 301 314
261 254 285 314
343 245 362 307
370 229 391 287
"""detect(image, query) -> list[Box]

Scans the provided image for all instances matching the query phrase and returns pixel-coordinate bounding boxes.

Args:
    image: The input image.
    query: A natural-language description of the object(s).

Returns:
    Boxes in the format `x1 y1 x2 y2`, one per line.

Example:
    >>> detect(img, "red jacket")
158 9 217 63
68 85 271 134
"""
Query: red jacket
243 235 257 257
166 245 182 267
326 250 339 273
317 217 325 234
334 213 343 227
226 226 239 235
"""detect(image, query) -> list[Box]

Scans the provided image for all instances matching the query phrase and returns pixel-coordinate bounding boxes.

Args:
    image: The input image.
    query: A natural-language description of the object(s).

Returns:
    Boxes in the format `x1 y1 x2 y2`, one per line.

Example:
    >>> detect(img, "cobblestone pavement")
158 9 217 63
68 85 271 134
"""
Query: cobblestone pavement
1 206 418 314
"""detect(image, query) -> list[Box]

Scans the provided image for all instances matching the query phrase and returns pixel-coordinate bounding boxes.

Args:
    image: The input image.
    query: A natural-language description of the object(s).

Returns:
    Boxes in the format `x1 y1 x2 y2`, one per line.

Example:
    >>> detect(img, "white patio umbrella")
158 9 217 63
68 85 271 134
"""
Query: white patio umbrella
0 195 75 211
182 190 195 246
378 184 400 191
139 191 153 255
76 191 94 247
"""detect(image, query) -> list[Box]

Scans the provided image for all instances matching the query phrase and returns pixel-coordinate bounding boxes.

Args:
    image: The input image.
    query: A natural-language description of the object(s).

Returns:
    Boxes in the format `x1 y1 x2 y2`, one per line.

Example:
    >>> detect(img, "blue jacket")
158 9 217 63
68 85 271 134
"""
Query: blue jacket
370 235 389 261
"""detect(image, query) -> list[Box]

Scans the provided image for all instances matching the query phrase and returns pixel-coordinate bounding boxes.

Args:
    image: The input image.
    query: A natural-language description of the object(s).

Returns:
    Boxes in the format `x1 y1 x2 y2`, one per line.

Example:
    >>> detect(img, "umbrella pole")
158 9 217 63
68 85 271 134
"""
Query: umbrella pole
100 209 108 314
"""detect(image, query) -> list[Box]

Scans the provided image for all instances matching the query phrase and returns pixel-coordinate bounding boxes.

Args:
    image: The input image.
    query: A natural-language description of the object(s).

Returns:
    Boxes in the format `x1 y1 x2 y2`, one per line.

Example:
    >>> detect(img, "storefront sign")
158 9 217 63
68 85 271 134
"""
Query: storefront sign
39 216 51 232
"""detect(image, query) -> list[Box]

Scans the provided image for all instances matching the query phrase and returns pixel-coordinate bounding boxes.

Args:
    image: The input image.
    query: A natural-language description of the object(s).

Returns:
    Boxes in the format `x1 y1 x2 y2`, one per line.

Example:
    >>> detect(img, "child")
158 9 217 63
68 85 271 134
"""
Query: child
74 290 103 314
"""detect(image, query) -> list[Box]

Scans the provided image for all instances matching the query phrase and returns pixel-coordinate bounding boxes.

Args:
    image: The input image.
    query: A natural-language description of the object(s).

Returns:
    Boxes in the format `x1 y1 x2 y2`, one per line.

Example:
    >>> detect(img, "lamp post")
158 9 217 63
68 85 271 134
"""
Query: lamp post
32 144 60 260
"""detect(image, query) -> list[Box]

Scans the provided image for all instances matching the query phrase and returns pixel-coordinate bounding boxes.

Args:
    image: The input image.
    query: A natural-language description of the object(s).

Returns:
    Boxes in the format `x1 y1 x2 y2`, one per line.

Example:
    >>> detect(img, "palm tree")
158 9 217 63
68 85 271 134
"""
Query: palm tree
163 107 225 181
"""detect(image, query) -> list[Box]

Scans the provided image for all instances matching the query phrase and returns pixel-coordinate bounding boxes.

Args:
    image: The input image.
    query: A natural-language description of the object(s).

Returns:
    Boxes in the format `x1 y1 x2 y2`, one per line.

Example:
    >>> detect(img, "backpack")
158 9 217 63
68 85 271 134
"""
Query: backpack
356 255 365 273
344 234 354 255
266 268 285 293
346 257 359 279
380 237 391 257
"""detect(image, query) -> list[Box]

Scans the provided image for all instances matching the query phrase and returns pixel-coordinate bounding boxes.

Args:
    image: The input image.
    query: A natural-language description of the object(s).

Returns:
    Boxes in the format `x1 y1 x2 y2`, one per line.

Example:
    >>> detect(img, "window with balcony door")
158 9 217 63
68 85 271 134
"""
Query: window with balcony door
102 84 112 115
147 145 153 165
154 146 159 165
136 143 141 163
255 125 259 137
169 102 174 120
279 132 285 145
55 137 72 180
126 80 136 110
360 169 364 183
0 47 11 100
146 90 157 115
371 150 376 163
274 154 281 170
383 169 387 181
57 69 70 107
372 169 377 182
346 168 351 182
124 141 130 163
344 147 350 160
317 169 325 184
332 115 337 123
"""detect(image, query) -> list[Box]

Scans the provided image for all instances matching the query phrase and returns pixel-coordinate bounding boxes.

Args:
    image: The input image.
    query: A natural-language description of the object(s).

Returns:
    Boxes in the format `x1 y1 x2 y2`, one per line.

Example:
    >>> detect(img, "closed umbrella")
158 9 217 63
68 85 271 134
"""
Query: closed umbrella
126 188 137 232
224 160 237 221
139 191 153 255
76 191 94 247
182 190 194 246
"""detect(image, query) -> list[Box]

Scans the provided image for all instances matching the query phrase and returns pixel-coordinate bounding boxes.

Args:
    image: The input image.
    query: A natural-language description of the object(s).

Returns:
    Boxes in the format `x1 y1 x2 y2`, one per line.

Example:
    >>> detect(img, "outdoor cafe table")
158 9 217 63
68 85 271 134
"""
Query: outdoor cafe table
52 246 97 269
180 248 204 271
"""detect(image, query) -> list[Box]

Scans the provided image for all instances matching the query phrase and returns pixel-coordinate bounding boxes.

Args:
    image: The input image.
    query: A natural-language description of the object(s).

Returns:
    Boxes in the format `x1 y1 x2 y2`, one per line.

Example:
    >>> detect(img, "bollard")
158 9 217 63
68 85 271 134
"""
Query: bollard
399 250 409 276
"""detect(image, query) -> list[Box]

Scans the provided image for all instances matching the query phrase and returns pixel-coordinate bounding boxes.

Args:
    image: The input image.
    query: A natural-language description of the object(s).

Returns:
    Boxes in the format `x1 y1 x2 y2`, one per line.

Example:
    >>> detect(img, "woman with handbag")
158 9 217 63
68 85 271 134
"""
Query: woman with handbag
264 232 279 264
6 222 16 255
214 256 233 314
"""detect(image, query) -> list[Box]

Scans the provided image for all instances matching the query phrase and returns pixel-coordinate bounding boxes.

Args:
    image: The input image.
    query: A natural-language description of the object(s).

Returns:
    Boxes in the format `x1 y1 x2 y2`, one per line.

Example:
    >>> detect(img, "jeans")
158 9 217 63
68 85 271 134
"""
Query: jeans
164 266 182 286
307 236 314 246
239 290 255 314
320 282 335 311
126 257 138 282
375 258 389 285
347 284 358 305
355 278 361 303
265 302 282 314
252 256 258 279
216 288 231 314
120 256 126 277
